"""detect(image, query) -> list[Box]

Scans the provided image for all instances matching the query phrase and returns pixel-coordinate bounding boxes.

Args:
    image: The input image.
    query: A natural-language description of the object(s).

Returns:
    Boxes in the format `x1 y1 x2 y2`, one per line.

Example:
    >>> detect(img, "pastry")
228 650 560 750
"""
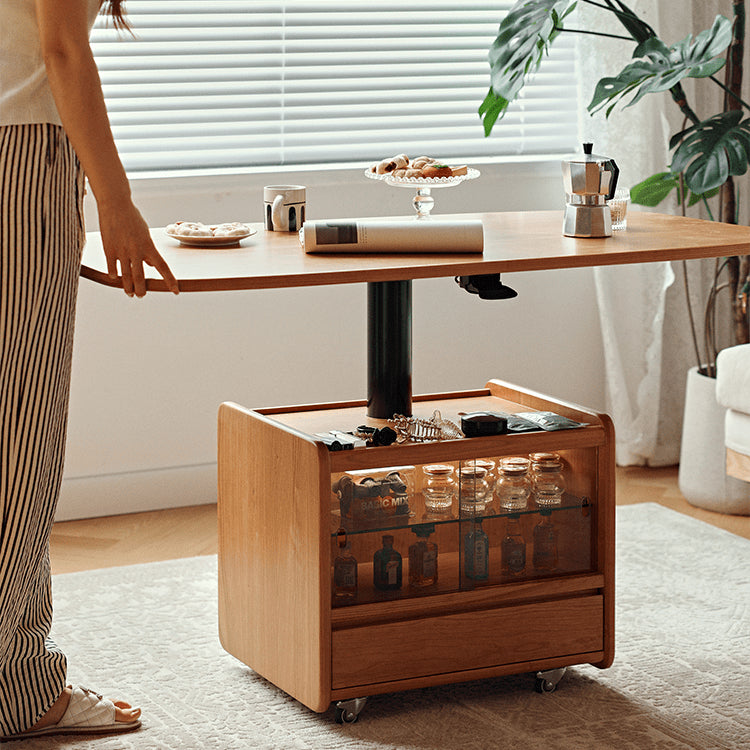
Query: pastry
422 164 453 178
213 222 250 237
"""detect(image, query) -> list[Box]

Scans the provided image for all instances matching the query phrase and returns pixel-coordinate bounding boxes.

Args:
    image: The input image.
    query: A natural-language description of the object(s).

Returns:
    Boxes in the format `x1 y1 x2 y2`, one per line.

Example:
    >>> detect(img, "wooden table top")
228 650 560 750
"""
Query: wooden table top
80 210 750 292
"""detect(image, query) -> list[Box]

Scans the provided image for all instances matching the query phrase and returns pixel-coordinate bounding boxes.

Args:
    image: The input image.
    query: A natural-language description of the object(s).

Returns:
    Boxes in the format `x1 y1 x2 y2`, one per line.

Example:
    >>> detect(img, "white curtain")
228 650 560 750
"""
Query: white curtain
575 0 746 466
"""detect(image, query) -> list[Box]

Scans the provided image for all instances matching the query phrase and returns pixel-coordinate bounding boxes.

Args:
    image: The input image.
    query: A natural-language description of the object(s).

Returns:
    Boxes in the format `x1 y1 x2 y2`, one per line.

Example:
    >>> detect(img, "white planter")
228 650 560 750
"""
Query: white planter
678 366 750 514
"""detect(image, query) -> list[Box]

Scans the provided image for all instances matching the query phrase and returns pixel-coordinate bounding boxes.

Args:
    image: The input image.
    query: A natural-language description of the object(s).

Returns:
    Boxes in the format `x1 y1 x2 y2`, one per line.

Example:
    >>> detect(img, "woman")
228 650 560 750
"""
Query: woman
1 0 178 739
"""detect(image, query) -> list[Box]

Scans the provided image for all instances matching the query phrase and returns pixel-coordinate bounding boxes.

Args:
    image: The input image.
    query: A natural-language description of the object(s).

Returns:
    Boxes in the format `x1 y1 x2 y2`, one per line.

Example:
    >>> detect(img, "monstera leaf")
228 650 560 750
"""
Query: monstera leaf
630 171 720 208
480 0 577 135
588 15 731 117
670 110 750 194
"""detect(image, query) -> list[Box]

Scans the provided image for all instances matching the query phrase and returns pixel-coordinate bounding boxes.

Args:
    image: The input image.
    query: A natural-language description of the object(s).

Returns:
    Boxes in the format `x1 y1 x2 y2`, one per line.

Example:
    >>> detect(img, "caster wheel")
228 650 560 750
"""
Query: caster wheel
535 676 557 694
335 707 359 724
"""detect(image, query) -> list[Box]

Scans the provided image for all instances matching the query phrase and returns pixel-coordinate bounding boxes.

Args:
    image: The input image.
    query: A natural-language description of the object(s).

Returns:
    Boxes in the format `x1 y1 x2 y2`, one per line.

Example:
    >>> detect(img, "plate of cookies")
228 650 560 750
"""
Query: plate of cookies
365 154 479 185
165 221 256 247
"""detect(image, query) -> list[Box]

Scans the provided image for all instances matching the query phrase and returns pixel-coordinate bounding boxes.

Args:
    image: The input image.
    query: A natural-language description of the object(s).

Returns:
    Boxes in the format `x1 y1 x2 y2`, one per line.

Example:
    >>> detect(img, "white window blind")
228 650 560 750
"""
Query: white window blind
91 1 578 174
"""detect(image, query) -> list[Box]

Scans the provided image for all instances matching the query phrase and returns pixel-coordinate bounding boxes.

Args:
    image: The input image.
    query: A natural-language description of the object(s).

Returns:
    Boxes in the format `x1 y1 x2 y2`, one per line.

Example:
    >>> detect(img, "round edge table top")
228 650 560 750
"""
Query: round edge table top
80 210 750 293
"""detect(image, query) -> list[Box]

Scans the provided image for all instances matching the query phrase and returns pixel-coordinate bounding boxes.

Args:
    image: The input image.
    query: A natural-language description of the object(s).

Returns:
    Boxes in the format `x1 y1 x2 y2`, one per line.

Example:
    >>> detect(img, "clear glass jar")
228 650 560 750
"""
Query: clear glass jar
530 452 565 506
458 464 490 516
463 459 496 503
495 456 531 510
422 464 456 513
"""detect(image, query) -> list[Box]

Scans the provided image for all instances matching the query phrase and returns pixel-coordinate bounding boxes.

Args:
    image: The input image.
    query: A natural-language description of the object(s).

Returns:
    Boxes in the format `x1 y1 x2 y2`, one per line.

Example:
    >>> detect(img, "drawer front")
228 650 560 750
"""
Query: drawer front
332 595 603 690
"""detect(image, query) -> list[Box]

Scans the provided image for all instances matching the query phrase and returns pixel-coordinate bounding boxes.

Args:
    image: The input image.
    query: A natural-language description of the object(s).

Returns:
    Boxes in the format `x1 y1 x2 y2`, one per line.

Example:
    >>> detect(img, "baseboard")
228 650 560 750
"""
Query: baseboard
56 463 217 521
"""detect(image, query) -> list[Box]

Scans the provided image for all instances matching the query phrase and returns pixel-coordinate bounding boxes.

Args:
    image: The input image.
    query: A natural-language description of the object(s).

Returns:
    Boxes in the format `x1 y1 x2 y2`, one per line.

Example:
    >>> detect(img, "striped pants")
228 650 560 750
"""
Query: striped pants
0 123 85 735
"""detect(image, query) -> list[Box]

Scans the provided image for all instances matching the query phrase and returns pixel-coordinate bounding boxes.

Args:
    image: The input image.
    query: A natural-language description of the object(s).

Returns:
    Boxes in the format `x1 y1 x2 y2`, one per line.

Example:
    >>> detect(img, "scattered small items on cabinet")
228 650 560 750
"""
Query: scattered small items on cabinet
460 411 508 437
409 524 438 588
464 517 490 582
501 514 527 578
373 534 402 591
533 509 559 571
333 529 358 602
389 410 464 443
517 412 588 431
350 425 398 447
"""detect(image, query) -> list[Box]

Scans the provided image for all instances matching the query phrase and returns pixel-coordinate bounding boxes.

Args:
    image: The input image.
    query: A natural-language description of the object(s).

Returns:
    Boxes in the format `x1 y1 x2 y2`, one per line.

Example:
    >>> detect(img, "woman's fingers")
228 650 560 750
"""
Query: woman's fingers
145 250 180 294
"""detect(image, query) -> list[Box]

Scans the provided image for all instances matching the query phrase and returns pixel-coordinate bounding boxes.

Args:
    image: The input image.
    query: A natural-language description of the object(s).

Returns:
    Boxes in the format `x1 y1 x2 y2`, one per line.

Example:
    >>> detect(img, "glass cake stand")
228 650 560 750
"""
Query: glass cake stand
365 168 480 218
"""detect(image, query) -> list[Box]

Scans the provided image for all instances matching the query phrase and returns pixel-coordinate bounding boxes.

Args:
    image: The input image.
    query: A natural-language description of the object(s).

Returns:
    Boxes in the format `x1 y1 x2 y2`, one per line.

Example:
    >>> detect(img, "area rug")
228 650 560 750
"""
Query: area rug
8 503 749 749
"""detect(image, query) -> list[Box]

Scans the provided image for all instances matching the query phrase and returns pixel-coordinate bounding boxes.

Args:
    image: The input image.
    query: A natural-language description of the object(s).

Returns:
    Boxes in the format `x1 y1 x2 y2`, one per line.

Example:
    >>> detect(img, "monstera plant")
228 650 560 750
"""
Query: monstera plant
480 0 750 375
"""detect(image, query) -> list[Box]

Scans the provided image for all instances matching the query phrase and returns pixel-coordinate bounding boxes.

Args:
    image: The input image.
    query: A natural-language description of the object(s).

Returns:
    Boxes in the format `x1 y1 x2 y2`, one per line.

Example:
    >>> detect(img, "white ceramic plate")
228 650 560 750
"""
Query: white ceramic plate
166 227 257 247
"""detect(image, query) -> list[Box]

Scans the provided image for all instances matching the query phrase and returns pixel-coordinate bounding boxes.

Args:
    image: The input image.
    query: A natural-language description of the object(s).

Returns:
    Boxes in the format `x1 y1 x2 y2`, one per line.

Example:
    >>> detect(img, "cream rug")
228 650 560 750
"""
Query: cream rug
8 504 749 749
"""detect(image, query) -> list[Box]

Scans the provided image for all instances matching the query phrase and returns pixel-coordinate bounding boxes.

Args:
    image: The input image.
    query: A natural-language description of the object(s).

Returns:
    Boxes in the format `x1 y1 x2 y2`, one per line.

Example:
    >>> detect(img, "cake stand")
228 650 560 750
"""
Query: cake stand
365 168 480 219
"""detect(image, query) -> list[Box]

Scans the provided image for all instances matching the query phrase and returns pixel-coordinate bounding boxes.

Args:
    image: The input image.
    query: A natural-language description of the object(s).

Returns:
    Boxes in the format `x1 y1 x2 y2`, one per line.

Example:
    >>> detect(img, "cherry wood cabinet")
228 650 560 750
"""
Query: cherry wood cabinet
217 379 615 714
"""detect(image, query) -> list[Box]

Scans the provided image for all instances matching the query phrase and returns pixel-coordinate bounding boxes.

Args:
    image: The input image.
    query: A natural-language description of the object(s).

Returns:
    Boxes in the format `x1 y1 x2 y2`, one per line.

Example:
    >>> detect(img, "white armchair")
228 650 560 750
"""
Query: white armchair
716 344 750 488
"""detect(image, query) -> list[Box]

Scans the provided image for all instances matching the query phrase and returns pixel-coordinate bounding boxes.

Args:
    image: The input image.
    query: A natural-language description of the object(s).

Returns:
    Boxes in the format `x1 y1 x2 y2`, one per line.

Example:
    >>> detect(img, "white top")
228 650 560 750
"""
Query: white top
0 0 101 126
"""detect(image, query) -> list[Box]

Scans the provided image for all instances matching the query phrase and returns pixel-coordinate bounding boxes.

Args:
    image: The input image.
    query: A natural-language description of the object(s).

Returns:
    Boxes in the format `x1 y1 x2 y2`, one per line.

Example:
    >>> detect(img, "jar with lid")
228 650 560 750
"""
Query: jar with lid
458 464 490 516
422 464 456 514
495 456 531 511
462 459 496 505
530 452 566 506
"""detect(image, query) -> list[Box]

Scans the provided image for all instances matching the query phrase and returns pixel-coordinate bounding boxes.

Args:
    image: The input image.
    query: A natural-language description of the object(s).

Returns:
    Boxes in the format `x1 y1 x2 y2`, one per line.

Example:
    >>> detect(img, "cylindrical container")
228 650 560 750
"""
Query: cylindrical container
263 184 306 232
458 464 490 516
422 464 456 513
496 456 531 510
530 452 566 506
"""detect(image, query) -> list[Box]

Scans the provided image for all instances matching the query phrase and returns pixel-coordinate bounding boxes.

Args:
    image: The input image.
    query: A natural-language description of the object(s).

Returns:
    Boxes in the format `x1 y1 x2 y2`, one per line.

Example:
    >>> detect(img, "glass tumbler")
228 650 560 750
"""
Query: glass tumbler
606 187 630 230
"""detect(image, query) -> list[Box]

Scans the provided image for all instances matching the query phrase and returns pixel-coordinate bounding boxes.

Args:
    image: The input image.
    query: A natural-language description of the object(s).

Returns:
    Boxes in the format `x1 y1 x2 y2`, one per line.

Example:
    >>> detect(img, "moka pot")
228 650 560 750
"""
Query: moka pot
561 143 619 238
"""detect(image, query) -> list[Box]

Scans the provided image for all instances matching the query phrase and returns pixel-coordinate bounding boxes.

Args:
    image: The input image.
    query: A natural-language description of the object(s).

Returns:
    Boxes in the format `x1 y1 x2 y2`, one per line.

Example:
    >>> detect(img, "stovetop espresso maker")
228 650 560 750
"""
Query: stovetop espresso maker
562 143 619 238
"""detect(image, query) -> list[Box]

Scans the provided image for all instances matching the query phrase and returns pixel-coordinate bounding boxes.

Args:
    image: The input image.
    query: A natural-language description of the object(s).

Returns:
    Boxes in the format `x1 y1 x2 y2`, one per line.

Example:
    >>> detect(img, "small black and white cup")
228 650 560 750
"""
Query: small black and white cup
264 185 306 232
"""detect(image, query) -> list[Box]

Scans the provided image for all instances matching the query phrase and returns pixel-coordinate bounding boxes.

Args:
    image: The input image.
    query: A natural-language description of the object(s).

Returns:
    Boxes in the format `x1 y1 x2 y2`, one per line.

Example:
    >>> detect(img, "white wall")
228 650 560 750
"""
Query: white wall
58 159 606 521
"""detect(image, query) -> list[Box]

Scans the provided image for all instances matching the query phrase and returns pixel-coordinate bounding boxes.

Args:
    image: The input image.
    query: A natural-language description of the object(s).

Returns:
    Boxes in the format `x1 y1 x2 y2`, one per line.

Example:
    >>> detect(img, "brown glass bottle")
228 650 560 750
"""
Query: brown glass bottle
532 509 558 571
501 514 526 577
408 524 438 588
373 534 402 591
333 529 357 601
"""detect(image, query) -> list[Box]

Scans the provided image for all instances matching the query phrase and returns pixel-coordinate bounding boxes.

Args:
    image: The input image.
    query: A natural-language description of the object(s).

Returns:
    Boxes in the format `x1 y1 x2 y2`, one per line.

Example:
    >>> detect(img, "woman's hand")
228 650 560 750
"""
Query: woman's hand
98 201 179 297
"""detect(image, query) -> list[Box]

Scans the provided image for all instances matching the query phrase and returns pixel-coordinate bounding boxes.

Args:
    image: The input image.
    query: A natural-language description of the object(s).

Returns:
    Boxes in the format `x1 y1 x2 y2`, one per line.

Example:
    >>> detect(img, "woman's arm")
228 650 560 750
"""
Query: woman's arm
35 0 179 297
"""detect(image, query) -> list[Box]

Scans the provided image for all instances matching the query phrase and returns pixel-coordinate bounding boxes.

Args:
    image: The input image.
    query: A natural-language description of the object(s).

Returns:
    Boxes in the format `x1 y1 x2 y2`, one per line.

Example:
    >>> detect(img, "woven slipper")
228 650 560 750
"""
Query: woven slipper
1 686 141 740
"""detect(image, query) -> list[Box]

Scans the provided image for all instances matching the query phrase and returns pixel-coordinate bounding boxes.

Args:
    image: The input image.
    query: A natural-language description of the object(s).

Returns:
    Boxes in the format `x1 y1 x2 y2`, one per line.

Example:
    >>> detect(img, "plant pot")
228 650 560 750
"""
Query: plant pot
678 366 750 514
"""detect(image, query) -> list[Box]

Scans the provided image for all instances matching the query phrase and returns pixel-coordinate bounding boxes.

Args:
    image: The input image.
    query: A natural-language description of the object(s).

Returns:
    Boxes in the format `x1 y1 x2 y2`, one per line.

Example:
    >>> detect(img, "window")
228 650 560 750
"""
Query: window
92 1 578 174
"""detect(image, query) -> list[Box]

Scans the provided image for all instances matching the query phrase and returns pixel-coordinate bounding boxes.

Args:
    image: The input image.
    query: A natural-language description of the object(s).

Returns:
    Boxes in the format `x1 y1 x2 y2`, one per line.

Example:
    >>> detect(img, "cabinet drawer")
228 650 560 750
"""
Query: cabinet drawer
332 595 603 690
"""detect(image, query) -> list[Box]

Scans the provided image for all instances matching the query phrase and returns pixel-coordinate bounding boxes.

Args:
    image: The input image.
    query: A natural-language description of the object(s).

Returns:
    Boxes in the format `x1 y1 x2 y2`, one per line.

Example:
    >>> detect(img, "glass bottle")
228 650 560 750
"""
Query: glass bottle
530 452 566 506
464 518 489 581
408 524 438 588
496 457 531 510
533 509 558 571
458 464 490 516
373 534 402 591
422 464 456 513
501 514 526 577
333 529 358 601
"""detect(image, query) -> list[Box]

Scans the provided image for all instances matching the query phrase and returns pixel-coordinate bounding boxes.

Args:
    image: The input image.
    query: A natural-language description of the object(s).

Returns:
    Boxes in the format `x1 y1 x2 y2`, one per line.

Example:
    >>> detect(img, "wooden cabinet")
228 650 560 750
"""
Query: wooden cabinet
217 379 615 715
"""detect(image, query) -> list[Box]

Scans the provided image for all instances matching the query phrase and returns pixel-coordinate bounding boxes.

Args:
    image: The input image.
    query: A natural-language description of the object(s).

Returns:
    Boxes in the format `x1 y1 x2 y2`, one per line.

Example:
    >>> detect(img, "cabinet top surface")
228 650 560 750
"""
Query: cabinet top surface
80 210 750 292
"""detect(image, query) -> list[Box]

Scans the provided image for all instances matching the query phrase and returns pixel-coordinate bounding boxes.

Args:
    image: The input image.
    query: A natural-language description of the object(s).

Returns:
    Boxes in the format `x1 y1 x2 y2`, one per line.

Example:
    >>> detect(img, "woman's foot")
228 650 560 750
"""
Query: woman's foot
29 686 140 732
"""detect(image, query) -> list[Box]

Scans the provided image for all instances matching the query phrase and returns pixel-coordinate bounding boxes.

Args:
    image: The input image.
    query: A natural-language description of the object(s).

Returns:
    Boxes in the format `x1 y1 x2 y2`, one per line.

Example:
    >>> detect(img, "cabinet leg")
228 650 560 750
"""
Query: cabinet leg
335 696 369 724
534 667 567 693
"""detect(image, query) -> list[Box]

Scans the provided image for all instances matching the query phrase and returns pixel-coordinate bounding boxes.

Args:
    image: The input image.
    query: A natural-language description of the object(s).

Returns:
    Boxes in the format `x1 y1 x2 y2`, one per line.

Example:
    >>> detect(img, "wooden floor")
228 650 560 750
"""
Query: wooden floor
49 465 750 574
